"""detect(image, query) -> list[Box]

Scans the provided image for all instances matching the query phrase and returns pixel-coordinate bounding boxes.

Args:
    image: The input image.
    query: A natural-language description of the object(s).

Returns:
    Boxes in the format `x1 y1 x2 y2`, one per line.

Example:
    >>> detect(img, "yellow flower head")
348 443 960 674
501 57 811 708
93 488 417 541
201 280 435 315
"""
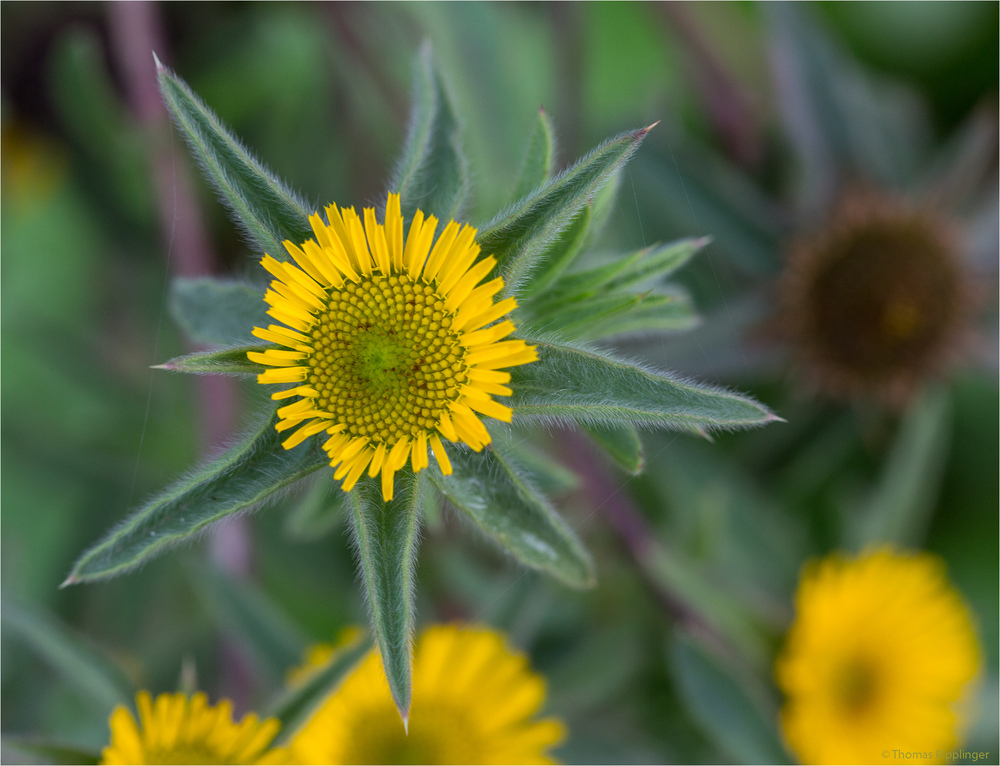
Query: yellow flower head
100 691 288 765
288 624 566 765
776 548 981 765
249 193 536 501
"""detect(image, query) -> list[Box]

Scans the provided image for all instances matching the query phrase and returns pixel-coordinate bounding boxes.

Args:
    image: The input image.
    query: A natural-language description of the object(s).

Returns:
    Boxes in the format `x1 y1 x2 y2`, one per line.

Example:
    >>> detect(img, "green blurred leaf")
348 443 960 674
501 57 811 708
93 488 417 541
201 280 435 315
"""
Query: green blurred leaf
579 292 698 341
347 473 422 719
637 147 783 276
429 440 595 589
644 543 771 668
766 3 929 202
547 624 644 716
155 345 269 376
669 632 789 765
512 107 557 201
156 57 314 257
851 386 952 549
187 564 307 684
268 635 372 739
66 408 328 583
1 737 100 766
518 208 591 299
584 424 644 475
49 29 153 227
389 43 469 223
1 600 133 711
169 277 267 347
511 337 777 431
535 293 642 335
544 239 707 303
479 126 651 296
502 437 581 496
584 165 623 248
283 474 347 541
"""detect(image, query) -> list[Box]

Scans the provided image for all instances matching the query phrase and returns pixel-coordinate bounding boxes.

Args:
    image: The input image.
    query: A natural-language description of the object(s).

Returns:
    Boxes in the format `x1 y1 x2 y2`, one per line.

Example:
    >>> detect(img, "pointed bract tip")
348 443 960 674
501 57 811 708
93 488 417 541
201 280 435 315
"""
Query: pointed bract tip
694 235 713 249
766 412 787 424
538 105 547 115
59 575 77 589
401 714 409 735
150 363 173 370
640 120 662 135
152 51 164 72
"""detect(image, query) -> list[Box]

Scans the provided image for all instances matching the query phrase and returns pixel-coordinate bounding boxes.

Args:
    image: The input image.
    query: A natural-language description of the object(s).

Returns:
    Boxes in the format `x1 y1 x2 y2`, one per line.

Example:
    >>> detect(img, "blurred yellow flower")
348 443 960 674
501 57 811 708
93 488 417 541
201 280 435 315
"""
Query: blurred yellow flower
288 624 566 765
249 192 536 501
100 691 288 765
776 548 981 765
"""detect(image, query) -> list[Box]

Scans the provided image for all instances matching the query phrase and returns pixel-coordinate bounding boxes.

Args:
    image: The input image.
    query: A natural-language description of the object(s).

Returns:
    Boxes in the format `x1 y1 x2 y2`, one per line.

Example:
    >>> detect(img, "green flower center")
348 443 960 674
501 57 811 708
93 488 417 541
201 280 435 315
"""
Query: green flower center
308 273 468 444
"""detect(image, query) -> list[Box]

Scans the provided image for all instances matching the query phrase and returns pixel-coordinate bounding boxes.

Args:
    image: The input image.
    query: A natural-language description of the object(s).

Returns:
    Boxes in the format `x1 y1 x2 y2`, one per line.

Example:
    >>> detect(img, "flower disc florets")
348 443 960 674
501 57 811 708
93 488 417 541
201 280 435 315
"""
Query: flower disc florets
781 194 969 404
249 193 536 500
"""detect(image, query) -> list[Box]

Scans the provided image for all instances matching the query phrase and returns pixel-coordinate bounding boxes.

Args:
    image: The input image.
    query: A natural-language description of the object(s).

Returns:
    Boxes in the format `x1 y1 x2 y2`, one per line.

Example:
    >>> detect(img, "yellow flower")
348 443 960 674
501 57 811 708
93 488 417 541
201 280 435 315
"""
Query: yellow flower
776 548 981 765
288 625 566 765
248 193 537 501
100 691 288 765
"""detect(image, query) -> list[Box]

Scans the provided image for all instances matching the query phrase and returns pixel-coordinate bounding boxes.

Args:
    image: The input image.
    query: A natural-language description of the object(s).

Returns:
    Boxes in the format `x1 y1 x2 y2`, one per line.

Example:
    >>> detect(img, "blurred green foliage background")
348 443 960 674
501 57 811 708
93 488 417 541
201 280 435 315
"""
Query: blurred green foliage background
2 2 997 763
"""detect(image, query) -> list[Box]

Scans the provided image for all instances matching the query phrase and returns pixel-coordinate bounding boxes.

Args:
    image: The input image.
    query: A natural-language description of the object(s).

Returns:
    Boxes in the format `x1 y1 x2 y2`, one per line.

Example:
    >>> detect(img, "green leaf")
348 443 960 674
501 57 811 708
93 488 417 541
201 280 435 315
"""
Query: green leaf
636 148 783 276
187 564 307 684
478 125 653 296
169 277 267 347
1 600 133 711
283 474 348 541
519 208 591 299
584 424 644 475
155 344 269 377
584 165 623 248
851 386 952 549
66 408 328 583
155 56 313 257
512 107 557 201
669 631 790 764
510 337 777 431
765 3 928 201
268 635 372 739
535 293 643 336
502 437 581 495
347 472 422 719
578 291 699 341
429 438 595 589
388 43 469 223
1 737 100 766
544 239 707 303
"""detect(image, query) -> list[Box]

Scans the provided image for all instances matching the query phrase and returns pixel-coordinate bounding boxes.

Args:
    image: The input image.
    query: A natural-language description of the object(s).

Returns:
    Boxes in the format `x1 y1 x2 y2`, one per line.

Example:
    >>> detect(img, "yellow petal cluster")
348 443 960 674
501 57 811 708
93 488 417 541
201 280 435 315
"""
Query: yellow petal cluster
288 624 566 765
776 548 981 765
249 193 535 500
100 691 288 765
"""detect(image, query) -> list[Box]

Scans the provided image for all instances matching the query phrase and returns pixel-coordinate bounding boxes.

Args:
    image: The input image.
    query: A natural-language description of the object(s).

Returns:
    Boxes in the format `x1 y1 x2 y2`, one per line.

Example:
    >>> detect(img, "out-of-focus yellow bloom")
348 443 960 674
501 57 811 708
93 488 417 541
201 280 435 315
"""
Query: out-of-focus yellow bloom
776 548 980 764
288 624 566 765
101 691 288 765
